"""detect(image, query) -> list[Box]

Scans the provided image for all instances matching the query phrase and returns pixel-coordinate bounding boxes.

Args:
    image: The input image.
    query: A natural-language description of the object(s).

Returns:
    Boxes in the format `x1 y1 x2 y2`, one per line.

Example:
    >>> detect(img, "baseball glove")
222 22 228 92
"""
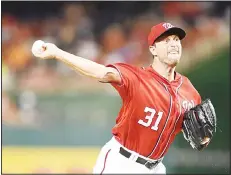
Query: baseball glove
182 99 217 151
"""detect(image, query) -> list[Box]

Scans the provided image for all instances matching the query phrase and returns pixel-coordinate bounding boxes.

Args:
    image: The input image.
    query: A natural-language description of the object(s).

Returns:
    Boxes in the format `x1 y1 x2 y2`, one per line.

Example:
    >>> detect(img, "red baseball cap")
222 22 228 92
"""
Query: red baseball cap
148 22 186 46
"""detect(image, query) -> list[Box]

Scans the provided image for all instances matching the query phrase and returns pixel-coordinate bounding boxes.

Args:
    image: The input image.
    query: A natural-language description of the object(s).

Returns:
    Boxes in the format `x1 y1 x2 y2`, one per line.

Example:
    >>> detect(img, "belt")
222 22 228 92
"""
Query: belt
119 147 161 170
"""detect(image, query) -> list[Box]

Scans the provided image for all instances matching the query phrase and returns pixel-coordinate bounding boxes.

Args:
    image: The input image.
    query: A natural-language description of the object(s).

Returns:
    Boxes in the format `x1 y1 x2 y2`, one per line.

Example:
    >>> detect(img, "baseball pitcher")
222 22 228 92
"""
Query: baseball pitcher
32 22 217 174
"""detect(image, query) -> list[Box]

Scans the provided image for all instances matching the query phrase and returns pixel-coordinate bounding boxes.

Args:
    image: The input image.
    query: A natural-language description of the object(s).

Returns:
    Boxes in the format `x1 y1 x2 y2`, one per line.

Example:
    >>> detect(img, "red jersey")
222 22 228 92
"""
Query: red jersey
107 63 201 160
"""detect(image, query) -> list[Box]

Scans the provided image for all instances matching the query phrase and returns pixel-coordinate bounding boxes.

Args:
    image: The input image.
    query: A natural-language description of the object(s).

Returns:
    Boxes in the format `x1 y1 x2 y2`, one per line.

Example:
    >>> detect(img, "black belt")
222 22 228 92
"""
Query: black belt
119 147 161 170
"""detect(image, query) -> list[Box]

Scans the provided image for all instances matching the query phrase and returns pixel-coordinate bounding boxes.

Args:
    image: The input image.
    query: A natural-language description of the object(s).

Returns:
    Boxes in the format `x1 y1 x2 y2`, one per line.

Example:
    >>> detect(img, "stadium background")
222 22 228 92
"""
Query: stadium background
2 1 230 174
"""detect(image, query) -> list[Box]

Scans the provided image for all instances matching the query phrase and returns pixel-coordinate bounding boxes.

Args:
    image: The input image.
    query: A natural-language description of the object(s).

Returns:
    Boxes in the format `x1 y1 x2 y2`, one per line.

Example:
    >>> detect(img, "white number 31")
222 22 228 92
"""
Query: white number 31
138 107 163 131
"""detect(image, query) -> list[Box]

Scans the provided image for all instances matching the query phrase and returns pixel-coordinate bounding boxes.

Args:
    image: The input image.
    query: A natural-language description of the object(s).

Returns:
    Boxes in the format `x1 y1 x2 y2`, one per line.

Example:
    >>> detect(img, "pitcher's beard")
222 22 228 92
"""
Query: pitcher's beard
165 57 180 67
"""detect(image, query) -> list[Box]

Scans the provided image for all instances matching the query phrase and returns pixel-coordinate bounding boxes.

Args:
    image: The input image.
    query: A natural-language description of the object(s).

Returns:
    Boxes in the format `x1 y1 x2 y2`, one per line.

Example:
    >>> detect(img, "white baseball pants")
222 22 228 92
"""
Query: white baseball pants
93 137 166 174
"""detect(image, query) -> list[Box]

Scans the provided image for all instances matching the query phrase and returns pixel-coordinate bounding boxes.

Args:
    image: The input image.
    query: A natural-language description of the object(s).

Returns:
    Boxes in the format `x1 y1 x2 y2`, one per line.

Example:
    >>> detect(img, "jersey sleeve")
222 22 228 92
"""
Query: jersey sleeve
106 63 140 100
185 77 202 105
196 93 202 105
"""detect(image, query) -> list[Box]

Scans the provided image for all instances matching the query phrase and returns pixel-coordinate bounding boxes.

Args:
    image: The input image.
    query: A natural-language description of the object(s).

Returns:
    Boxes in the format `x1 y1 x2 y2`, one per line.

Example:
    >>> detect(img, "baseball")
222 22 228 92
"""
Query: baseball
31 40 46 55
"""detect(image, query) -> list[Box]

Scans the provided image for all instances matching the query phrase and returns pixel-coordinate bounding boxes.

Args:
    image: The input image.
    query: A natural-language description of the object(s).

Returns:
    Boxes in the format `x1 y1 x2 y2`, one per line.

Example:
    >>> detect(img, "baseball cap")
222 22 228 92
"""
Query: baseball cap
148 22 186 46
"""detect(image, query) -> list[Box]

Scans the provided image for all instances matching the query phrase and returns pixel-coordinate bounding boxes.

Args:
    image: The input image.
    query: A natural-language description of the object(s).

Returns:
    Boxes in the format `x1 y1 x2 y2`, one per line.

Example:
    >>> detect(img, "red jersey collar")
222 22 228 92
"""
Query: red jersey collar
145 65 182 86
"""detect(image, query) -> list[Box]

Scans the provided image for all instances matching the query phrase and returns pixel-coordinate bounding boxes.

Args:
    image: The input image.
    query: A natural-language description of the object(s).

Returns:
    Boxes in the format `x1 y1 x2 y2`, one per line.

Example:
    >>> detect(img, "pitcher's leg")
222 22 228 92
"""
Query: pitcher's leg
92 144 112 174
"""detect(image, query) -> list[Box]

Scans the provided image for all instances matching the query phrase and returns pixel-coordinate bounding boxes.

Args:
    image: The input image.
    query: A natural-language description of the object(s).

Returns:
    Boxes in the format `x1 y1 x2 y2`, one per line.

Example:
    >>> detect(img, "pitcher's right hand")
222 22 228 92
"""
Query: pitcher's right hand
31 40 59 59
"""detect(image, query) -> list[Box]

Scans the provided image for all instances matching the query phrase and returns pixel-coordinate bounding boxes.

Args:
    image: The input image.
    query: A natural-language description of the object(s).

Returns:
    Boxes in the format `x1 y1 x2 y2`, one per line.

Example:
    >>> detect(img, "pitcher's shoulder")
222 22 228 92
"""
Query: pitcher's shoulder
109 63 142 72
181 75 201 95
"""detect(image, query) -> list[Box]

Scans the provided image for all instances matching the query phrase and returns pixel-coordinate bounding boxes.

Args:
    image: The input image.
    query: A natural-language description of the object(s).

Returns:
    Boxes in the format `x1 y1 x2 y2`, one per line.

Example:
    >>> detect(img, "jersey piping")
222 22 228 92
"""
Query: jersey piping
159 76 183 157
147 83 172 158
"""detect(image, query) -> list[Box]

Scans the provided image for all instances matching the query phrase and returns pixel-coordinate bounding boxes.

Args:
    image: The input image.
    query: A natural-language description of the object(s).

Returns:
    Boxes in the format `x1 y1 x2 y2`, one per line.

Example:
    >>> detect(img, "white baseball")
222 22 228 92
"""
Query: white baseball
31 40 46 55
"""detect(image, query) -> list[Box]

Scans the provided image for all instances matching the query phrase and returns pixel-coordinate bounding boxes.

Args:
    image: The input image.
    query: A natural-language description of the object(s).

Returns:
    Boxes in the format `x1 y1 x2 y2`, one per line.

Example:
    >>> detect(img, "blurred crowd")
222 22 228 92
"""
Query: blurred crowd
2 2 230 126
2 2 230 92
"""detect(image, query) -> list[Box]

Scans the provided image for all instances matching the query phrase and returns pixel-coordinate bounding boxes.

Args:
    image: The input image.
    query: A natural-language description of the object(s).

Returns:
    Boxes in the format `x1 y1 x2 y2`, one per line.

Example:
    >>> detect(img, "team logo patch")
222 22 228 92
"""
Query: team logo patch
182 100 195 112
162 23 174 29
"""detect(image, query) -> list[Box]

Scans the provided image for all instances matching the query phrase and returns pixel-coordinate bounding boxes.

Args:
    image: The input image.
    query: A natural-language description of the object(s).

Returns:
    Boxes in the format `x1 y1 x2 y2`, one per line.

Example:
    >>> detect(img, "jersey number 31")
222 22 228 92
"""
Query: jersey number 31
138 107 163 131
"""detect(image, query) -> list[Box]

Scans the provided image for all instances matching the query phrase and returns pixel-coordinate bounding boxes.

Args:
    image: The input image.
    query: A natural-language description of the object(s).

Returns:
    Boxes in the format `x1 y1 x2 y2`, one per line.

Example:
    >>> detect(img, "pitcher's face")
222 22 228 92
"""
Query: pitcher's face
149 34 182 66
